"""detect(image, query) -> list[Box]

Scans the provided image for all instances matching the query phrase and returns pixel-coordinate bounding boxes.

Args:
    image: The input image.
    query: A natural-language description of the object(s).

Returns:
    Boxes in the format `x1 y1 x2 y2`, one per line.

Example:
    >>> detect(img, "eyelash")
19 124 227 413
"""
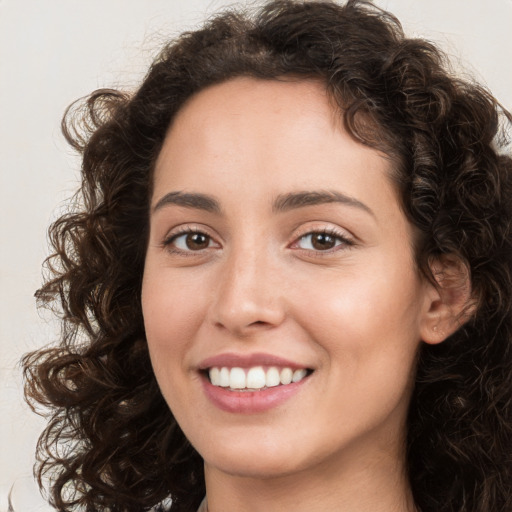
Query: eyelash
292 228 354 254
162 227 217 256
162 227 354 256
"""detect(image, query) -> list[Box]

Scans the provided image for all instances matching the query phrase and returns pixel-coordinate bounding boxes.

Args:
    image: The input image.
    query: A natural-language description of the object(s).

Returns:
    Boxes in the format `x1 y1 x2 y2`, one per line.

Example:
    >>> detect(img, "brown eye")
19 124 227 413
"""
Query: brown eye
185 232 210 250
311 233 336 250
296 231 348 252
169 231 213 251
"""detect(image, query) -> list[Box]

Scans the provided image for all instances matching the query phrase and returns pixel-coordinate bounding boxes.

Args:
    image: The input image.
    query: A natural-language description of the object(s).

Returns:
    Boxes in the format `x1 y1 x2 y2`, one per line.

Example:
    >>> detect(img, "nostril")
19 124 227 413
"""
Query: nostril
247 320 274 329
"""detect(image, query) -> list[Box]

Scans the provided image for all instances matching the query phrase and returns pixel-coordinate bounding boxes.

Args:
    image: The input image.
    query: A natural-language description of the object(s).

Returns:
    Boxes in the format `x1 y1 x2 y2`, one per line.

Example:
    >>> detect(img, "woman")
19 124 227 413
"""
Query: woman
23 0 512 511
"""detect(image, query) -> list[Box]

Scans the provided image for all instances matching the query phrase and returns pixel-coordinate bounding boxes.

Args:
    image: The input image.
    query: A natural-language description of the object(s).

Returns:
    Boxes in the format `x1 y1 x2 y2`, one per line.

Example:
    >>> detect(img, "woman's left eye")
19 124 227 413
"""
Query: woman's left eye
294 231 351 251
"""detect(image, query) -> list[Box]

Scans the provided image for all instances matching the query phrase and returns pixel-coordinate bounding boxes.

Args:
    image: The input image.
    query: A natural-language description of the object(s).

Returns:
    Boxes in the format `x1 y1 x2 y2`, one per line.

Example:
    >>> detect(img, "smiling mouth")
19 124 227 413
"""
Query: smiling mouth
205 366 313 391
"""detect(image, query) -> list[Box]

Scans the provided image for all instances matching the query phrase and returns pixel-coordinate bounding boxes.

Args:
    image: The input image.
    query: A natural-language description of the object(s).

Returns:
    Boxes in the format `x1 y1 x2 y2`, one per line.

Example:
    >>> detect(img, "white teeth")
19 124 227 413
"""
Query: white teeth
229 367 246 389
209 367 220 386
292 368 307 383
207 365 310 389
266 367 281 387
280 367 293 385
247 367 266 389
219 367 230 387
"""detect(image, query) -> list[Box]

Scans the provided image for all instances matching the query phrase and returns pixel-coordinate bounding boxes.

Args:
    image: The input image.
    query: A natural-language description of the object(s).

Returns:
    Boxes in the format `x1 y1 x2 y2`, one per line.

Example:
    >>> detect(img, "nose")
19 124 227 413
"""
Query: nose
209 246 286 337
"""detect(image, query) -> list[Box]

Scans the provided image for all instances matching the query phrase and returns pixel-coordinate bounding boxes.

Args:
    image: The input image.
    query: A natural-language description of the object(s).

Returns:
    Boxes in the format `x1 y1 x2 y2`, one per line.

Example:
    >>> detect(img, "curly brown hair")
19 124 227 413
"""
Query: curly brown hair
23 0 512 511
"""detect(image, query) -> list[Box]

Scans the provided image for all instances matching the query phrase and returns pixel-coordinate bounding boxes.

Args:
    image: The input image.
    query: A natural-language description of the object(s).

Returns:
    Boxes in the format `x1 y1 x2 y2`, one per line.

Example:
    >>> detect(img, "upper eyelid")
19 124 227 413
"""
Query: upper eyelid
290 223 355 241
163 223 218 241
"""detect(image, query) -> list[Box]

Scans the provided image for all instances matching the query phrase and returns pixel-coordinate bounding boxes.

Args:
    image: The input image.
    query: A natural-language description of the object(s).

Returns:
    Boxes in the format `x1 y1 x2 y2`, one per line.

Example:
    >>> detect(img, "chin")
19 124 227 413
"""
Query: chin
205 450 305 480
196 429 308 479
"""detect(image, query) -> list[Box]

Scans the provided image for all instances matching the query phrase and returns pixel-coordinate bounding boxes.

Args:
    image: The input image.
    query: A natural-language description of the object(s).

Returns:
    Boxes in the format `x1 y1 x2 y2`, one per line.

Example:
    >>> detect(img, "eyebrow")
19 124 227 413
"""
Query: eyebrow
152 191 221 214
272 190 375 217
152 189 374 217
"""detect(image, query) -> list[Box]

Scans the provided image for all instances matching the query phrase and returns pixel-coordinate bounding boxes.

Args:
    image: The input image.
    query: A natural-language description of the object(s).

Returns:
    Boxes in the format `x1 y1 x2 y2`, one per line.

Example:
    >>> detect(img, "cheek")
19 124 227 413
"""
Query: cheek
297 265 420 331
141 266 208 386
290 259 424 379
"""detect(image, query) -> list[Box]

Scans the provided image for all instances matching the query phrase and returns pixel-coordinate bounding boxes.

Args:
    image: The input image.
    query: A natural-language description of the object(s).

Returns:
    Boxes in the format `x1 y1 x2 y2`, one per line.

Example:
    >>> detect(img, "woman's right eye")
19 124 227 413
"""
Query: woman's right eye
164 230 218 253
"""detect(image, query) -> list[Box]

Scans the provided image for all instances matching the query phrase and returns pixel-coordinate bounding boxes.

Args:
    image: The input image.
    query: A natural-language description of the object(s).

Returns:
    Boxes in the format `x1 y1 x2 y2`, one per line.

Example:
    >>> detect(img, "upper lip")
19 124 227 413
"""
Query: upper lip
198 352 310 370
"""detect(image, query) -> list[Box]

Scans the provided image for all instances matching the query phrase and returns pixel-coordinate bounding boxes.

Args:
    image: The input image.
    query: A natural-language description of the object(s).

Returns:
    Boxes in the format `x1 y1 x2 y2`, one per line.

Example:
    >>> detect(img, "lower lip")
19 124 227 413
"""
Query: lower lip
201 374 309 414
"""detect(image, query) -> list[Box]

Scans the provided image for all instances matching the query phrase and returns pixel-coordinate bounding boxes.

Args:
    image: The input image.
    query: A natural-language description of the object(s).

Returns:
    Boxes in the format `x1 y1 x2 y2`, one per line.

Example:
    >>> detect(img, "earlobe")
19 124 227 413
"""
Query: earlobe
420 255 476 345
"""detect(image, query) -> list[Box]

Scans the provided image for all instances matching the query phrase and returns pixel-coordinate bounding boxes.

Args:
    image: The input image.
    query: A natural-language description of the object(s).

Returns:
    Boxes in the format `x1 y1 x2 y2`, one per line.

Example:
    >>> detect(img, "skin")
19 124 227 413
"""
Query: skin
142 77 444 512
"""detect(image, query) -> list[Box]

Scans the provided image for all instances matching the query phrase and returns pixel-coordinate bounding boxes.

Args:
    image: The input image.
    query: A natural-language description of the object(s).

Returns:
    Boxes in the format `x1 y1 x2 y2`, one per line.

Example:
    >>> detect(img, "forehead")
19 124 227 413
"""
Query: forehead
152 77 398 219
162 78 342 163
172 76 340 129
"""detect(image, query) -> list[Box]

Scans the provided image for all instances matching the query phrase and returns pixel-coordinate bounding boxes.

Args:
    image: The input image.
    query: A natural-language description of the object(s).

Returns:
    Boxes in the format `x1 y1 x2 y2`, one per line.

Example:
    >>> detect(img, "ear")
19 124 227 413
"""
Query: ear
420 254 476 345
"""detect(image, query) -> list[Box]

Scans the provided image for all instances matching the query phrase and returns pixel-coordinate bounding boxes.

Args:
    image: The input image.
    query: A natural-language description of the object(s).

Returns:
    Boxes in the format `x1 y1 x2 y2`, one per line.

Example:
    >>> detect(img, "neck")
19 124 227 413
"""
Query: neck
203 438 416 512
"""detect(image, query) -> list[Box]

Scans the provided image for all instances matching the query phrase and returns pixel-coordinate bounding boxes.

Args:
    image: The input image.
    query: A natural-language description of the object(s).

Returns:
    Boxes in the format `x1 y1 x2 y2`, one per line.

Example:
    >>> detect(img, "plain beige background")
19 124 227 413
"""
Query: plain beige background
1 0 511 509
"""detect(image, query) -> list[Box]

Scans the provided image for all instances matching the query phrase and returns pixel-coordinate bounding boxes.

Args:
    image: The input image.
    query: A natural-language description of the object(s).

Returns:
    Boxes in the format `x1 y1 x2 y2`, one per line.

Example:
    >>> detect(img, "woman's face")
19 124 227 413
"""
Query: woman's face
142 78 434 479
